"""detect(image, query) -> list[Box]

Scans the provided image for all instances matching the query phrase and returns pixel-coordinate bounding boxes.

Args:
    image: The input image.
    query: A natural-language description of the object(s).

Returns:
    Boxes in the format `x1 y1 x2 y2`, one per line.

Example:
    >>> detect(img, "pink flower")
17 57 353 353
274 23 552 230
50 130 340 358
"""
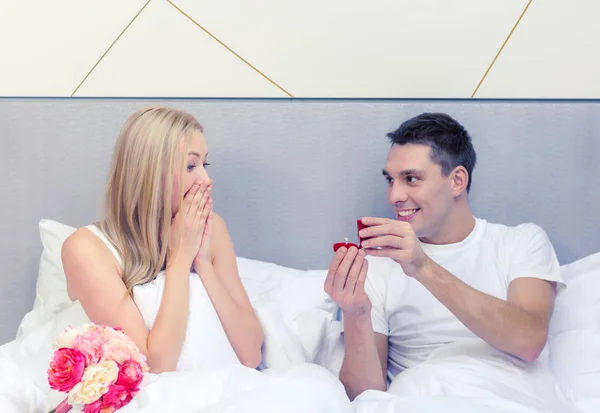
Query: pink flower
101 384 133 410
73 326 107 365
82 399 103 413
82 399 116 413
104 328 148 371
115 360 143 390
48 348 86 392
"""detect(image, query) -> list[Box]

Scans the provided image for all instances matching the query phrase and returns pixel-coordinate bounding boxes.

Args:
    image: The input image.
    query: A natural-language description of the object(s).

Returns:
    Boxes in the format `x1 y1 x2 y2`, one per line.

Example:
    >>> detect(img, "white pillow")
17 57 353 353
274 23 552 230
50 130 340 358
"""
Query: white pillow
15 220 76 338
550 252 600 335
34 219 338 320
28 219 340 370
235 256 341 370
236 256 338 320
34 219 76 311
549 252 600 404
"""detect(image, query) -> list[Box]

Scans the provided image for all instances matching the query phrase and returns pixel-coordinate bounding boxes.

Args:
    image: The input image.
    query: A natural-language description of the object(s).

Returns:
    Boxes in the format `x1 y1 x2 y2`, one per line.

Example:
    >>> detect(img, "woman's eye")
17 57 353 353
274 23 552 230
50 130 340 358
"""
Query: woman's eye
203 162 211 168
187 164 196 172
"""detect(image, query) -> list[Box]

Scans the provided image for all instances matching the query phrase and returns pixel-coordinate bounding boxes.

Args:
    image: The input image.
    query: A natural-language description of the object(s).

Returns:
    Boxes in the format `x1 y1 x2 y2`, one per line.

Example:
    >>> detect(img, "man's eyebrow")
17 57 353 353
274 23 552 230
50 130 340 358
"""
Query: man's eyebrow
400 169 424 175
382 168 425 176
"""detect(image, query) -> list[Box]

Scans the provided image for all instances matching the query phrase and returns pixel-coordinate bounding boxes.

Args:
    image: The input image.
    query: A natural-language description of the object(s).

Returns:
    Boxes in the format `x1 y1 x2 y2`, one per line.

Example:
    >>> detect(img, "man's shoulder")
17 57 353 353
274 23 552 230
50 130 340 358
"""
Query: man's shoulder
478 218 550 246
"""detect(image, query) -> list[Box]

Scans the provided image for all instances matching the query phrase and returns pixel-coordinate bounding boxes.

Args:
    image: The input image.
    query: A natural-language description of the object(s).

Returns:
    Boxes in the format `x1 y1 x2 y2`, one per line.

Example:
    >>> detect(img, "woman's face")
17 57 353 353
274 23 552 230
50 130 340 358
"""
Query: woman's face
171 129 211 216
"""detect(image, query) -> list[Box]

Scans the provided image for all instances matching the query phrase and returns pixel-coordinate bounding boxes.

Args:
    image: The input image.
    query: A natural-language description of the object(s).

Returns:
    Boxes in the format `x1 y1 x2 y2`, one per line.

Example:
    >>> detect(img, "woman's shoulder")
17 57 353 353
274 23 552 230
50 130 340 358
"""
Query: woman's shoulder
63 225 104 254
62 226 123 301
62 225 122 274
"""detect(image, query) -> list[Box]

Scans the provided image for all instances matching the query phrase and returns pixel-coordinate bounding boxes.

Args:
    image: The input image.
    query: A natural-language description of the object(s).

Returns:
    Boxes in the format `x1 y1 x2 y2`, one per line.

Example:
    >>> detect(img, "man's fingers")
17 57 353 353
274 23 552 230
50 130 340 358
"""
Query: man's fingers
360 216 396 227
344 249 365 295
332 247 359 294
325 247 347 293
363 247 396 258
354 257 369 296
328 247 347 274
361 234 407 250
359 221 411 240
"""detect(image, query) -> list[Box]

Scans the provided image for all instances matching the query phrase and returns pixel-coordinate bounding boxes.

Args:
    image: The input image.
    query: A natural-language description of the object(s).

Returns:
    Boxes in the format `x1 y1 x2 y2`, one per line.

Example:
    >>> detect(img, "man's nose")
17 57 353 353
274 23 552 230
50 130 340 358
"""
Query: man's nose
388 183 408 204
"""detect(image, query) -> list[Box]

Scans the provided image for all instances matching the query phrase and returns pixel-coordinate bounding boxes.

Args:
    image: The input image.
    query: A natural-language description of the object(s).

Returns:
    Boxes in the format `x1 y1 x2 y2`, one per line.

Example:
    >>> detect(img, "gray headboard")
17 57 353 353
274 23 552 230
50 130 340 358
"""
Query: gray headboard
1 98 599 344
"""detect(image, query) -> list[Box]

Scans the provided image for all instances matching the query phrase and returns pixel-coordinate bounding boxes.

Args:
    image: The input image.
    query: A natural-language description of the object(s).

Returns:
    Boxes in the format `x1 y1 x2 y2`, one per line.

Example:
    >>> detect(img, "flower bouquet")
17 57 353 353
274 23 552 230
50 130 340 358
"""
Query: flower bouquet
47 323 149 413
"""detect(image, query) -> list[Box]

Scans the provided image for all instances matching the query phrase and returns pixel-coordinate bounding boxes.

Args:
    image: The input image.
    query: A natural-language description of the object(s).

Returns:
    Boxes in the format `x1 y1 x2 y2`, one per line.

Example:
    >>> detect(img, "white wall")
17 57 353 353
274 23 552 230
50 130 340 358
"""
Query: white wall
1 0 598 98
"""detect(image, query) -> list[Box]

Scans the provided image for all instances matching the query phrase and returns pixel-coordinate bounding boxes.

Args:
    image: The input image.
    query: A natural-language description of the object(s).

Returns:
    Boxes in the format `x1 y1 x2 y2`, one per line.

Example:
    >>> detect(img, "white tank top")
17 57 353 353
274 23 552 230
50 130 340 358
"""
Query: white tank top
83 224 241 372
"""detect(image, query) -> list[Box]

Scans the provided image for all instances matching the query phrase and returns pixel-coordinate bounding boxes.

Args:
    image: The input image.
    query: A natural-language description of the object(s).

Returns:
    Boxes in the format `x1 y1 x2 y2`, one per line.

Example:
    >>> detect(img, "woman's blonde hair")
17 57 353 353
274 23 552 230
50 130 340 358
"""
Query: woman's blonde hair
98 106 203 294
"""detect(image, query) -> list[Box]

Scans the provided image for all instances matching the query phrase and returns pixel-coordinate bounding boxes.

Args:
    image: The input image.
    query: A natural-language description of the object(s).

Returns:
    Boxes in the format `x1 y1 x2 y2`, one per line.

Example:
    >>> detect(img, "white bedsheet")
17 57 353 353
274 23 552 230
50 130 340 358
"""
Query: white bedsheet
0 299 352 413
1 302 585 413
0 255 595 413
353 340 580 413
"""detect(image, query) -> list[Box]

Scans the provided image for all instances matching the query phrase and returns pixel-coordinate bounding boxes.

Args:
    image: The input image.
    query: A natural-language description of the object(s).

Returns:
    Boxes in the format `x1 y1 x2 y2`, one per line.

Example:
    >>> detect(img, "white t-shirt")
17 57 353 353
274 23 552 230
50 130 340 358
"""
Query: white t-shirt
363 217 565 381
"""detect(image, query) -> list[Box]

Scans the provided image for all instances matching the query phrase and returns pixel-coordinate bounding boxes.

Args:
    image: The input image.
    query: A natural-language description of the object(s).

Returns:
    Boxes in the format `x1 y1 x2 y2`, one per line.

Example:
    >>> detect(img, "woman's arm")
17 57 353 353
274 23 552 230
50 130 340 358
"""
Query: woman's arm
196 213 264 368
62 228 191 373
63 182 210 373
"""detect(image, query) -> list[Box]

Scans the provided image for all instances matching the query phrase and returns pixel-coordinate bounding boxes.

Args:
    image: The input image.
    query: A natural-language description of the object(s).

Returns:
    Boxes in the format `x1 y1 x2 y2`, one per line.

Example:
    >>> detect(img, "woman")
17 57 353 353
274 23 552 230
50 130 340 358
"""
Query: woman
61 106 263 373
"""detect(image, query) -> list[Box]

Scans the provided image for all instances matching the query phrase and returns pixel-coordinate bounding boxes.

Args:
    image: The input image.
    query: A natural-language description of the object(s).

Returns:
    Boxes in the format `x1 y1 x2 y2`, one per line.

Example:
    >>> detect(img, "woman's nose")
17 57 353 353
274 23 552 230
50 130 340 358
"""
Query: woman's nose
196 171 211 186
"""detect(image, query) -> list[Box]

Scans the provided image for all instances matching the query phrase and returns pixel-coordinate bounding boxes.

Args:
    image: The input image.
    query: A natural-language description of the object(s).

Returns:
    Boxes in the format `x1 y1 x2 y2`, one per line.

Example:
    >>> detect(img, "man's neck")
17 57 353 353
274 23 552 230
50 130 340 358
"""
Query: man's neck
420 200 476 245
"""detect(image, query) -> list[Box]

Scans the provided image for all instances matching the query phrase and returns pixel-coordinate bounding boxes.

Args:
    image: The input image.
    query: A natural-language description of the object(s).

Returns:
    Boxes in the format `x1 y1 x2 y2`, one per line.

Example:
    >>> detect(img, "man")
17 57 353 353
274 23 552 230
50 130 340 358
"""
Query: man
324 112 564 400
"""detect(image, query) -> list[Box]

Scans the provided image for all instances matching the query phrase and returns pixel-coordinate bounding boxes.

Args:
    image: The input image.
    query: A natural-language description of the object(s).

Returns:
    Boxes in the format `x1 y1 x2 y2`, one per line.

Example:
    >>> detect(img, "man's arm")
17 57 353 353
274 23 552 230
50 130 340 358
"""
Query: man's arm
418 264 556 361
339 314 388 400
361 218 559 362
324 246 388 400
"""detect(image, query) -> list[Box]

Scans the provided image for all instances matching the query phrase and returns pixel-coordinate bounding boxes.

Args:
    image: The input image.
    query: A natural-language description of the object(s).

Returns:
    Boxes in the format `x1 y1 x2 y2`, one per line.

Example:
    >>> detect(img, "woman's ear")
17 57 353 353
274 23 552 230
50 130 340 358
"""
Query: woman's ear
451 166 469 197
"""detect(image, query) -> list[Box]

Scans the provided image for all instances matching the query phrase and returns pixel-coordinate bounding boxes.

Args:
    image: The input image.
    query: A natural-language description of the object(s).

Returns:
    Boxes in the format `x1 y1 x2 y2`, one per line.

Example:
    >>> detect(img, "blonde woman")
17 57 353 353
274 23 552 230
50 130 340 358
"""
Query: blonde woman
61 106 263 373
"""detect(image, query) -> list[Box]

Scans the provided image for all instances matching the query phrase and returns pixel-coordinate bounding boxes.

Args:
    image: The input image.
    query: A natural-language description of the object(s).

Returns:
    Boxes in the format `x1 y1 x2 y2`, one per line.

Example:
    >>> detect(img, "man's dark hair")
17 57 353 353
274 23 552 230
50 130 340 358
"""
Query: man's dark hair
386 113 477 192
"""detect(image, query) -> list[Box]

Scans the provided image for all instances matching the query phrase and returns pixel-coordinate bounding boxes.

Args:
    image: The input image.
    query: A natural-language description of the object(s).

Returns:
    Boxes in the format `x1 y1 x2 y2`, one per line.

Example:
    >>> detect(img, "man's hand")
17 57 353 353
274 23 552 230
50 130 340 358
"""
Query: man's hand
324 246 370 317
358 217 432 279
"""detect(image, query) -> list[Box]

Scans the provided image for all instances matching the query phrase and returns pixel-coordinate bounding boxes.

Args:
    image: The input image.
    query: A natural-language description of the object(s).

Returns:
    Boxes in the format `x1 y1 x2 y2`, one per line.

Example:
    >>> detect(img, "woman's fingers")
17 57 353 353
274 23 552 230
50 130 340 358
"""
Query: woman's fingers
187 182 206 215
194 186 212 228
183 183 201 214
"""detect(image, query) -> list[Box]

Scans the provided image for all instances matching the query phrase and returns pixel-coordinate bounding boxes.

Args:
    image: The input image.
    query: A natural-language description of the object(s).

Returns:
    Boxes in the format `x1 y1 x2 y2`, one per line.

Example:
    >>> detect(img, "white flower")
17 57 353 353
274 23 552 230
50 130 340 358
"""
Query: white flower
53 326 82 349
67 360 119 405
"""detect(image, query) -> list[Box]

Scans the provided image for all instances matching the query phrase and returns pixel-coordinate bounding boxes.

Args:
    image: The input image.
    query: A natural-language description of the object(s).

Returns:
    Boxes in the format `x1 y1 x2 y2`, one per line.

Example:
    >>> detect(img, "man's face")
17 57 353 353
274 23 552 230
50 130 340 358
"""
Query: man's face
383 143 456 243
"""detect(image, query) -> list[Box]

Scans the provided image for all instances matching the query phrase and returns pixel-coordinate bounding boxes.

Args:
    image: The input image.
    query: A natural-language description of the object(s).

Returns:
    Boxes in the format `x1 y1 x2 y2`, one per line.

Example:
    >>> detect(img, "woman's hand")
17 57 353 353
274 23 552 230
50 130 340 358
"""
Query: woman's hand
168 181 212 268
193 202 214 273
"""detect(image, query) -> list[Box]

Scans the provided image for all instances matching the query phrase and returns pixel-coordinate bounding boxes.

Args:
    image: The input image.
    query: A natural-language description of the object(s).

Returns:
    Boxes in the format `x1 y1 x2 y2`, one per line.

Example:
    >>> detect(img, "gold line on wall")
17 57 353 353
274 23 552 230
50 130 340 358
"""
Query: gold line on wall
167 0 293 98
471 0 533 98
70 0 152 97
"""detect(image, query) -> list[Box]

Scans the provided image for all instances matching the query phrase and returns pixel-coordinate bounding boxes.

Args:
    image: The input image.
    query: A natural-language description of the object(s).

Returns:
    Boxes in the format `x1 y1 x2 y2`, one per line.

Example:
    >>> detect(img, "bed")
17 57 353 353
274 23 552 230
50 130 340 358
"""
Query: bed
0 98 599 412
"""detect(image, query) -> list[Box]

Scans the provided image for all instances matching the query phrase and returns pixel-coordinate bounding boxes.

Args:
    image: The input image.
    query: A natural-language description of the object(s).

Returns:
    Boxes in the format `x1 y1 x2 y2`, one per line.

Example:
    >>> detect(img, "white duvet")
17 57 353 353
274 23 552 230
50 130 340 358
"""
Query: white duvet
0 256 591 413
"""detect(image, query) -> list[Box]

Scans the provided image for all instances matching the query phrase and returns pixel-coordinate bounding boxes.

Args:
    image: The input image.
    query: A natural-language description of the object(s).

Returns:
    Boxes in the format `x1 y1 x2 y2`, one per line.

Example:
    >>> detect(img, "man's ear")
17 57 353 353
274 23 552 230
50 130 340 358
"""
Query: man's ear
451 166 469 196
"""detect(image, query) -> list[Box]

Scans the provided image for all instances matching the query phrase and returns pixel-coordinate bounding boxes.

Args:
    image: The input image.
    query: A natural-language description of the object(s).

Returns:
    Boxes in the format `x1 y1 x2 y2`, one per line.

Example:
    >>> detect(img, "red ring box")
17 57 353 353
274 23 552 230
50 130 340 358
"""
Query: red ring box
332 219 369 251
357 219 369 245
